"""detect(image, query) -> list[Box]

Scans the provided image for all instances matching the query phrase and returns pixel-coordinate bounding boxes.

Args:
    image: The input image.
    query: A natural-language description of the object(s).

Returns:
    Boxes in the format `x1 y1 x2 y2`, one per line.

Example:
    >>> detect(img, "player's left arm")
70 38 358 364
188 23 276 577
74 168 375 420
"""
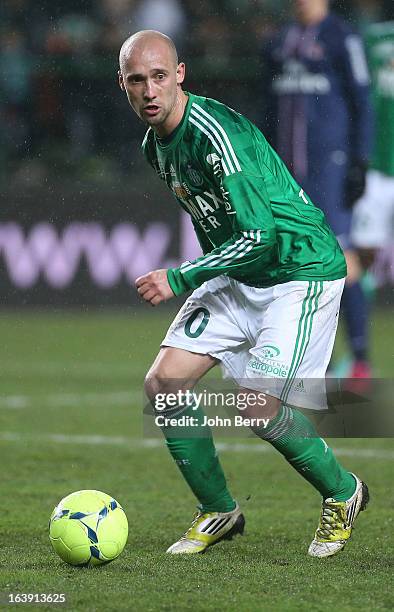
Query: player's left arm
339 26 374 205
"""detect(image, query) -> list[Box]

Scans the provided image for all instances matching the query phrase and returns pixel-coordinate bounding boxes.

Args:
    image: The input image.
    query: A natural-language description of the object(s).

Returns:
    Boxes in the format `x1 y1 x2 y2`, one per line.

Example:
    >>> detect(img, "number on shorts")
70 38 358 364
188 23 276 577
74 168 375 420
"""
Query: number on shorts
184 307 210 338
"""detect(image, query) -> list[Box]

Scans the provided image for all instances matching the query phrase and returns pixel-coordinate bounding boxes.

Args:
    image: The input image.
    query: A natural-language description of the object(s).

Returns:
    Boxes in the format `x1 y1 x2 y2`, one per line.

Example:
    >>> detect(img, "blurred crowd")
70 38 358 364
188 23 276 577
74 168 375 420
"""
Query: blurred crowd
0 0 391 187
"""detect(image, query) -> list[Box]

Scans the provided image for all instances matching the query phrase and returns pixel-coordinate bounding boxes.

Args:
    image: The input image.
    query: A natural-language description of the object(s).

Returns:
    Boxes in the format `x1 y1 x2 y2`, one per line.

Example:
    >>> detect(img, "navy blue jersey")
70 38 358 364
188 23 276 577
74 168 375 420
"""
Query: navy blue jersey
261 13 373 182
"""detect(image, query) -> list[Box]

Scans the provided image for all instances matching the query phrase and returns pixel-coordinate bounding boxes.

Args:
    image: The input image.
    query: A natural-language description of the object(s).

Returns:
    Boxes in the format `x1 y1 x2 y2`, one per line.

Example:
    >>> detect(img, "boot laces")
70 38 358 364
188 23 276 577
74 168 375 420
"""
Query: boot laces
316 499 347 539
180 510 204 541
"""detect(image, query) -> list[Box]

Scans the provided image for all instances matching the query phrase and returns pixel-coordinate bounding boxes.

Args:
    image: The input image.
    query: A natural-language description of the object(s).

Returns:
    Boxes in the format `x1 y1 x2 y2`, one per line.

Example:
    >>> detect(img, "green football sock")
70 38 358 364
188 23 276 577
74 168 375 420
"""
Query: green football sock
254 405 356 501
157 401 236 513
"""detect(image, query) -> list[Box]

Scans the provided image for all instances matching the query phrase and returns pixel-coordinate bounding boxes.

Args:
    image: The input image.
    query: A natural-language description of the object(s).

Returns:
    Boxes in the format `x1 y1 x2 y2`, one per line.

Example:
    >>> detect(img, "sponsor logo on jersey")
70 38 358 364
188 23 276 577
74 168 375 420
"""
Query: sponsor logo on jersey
247 358 289 378
206 153 221 165
206 153 222 177
166 163 193 199
219 187 235 214
294 379 306 393
260 345 281 359
247 345 289 378
273 61 331 95
173 184 190 199
182 189 225 232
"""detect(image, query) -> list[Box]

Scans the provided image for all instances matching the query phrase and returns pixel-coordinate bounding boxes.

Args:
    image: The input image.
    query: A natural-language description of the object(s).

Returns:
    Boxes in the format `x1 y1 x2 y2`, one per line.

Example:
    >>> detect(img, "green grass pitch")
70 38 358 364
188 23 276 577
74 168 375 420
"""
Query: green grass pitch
0 308 393 611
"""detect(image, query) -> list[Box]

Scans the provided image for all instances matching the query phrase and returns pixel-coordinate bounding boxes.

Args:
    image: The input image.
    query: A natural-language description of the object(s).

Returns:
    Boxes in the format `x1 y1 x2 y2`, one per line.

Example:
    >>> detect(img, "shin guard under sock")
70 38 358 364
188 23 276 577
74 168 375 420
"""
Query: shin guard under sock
159 402 236 513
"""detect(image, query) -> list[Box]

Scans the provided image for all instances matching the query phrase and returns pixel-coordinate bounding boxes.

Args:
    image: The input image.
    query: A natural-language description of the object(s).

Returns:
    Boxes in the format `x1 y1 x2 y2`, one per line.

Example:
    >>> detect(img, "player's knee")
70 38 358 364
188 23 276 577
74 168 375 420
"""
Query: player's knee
144 362 182 402
144 368 166 401
237 388 281 421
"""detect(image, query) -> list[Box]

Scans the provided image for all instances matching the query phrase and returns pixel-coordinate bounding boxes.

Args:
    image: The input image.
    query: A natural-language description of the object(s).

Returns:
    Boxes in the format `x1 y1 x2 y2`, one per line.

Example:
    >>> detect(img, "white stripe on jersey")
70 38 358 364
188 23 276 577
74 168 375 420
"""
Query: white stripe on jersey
179 231 261 274
191 102 242 173
345 35 370 85
181 239 253 272
180 236 247 273
189 116 231 176
233 242 255 260
190 108 236 175
244 230 262 243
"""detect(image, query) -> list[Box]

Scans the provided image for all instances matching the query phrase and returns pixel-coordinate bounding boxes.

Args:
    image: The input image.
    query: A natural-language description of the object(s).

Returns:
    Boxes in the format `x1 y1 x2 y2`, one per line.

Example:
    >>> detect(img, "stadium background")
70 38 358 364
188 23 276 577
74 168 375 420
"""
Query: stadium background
1 2 393 610
1 0 393 306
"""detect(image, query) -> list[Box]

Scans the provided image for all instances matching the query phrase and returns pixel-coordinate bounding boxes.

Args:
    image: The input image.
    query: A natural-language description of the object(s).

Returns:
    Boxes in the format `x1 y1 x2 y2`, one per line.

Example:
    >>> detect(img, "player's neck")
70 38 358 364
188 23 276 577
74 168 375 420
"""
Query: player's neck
154 90 189 139
297 8 328 27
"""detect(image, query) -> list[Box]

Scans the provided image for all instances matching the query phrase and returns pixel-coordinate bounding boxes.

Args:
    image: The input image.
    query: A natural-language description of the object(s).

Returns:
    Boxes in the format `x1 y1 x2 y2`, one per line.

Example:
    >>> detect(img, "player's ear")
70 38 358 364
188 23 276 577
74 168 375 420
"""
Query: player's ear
176 62 186 85
118 70 125 91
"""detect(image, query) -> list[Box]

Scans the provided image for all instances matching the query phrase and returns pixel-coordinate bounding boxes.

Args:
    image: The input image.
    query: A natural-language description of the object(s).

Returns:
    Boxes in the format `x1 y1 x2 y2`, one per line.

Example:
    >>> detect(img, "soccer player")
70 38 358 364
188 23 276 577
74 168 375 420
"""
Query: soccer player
351 21 394 265
260 0 374 378
118 30 369 557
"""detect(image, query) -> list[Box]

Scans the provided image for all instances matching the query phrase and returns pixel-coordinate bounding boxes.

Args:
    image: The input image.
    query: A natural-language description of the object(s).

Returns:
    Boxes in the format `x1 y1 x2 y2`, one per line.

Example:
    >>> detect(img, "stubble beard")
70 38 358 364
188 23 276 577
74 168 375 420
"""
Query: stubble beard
144 91 180 133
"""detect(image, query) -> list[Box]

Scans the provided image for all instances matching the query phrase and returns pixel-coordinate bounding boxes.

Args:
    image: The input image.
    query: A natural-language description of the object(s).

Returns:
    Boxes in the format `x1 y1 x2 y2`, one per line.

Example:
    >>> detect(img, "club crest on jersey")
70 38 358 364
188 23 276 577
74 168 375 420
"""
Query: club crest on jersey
185 164 203 187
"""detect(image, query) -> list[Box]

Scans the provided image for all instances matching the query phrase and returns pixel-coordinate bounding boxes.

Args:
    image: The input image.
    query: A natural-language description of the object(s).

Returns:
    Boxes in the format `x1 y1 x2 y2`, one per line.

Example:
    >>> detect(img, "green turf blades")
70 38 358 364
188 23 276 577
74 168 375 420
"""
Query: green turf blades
0 310 393 609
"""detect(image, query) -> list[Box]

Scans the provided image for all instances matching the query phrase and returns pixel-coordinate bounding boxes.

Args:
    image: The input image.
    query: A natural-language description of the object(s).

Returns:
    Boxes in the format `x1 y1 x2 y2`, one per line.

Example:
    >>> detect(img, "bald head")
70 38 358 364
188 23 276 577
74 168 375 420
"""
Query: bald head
118 29 187 138
119 30 178 74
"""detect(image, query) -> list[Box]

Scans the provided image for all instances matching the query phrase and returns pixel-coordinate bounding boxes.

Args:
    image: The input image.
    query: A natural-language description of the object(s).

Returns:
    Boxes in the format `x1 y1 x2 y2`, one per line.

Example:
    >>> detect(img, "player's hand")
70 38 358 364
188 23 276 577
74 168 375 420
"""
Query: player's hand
345 159 368 208
135 269 175 306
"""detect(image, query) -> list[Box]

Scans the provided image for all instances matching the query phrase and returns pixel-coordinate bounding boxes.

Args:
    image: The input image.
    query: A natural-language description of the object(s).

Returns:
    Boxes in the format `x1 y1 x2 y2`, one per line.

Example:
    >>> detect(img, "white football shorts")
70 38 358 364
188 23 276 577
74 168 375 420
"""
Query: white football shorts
351 170 394 249
162 276 345 410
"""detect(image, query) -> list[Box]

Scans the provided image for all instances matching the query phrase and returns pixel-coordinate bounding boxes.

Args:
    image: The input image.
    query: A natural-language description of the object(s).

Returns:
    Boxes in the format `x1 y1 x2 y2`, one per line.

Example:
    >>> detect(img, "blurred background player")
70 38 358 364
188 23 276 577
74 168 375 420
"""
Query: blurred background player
260 0 374 378
351 20 394 277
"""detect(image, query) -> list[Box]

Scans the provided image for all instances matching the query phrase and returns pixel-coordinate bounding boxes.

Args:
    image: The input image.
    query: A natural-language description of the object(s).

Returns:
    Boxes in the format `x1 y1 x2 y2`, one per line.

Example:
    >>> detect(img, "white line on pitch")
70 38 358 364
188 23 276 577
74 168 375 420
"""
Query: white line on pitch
0 362 142 377
0 390 143 409
0 431 393 460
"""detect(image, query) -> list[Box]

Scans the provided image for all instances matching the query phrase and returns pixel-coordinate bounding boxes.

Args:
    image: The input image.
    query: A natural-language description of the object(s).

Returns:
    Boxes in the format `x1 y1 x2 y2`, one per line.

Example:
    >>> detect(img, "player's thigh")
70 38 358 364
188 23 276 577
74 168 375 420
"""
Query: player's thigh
157 276 248 383
243 279 345 409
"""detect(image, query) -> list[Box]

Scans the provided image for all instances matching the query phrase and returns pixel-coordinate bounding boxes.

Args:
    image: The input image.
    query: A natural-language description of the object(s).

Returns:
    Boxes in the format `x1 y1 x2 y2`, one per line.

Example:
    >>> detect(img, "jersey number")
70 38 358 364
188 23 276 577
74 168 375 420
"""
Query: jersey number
184 307 210 338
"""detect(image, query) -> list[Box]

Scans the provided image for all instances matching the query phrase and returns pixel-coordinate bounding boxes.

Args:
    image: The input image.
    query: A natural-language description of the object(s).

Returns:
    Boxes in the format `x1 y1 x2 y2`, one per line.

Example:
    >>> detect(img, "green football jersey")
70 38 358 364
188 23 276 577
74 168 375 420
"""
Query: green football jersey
142 92 346 296
364 22 394 177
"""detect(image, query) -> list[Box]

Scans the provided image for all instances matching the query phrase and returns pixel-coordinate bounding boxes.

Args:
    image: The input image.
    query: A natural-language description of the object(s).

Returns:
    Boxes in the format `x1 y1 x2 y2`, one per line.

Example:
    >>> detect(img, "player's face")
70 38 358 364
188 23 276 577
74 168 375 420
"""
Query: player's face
294 0 329 22
119 41 185 136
